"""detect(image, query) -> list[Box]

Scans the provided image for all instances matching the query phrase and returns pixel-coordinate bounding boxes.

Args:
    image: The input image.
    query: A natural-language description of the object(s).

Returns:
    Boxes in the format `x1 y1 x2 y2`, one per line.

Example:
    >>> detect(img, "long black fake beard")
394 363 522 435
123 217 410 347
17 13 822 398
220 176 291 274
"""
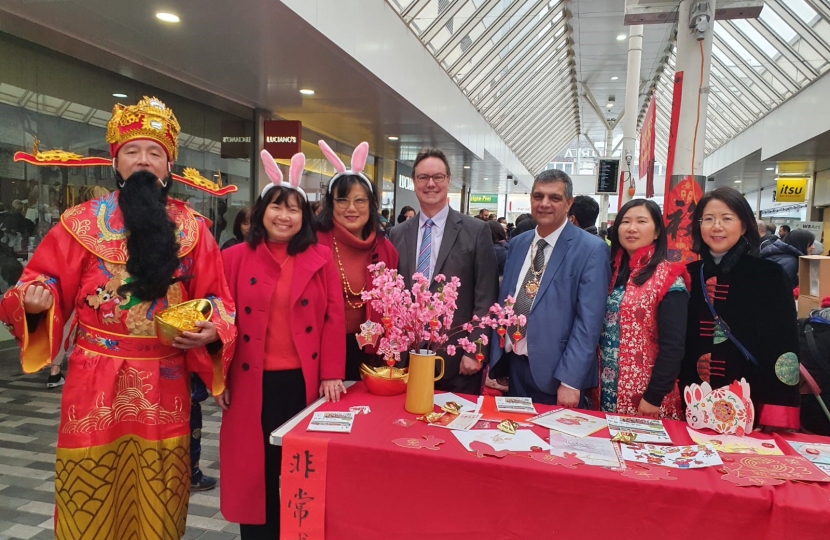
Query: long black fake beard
116 169 181 301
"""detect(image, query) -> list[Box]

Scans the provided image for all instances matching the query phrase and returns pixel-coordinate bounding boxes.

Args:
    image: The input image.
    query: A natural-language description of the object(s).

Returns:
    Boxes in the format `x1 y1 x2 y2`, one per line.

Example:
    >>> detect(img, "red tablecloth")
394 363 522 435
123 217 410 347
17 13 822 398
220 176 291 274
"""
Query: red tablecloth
281 383 830 540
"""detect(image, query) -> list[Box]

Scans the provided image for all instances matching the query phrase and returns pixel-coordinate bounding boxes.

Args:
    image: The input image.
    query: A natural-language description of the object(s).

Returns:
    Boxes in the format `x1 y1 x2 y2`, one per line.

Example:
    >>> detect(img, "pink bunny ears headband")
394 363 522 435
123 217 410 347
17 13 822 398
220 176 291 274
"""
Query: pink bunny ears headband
318 139 373 193
260 149 307 201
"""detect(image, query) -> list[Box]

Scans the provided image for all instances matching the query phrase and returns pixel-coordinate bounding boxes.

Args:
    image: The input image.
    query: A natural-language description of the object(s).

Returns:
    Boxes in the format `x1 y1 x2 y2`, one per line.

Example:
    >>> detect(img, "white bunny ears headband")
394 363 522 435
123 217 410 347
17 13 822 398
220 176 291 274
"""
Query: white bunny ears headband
318 139 373 193
260 150 307 201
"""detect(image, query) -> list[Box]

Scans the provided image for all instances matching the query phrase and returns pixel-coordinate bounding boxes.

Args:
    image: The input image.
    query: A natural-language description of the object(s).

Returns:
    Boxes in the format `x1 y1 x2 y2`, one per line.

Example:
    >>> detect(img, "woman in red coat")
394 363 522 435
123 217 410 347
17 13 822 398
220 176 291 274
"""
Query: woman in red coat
315 140 398 380
218 152 346 539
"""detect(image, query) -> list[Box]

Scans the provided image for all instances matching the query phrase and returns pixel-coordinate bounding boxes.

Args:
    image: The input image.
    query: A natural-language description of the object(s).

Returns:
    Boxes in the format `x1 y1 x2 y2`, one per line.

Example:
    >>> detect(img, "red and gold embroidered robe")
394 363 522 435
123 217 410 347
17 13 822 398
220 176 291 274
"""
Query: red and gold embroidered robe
0 192 236 540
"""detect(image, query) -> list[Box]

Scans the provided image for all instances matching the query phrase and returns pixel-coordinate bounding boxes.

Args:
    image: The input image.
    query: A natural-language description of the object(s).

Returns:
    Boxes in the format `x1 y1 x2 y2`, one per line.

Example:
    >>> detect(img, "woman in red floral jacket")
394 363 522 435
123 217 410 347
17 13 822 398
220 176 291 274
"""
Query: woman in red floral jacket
597 199 690 419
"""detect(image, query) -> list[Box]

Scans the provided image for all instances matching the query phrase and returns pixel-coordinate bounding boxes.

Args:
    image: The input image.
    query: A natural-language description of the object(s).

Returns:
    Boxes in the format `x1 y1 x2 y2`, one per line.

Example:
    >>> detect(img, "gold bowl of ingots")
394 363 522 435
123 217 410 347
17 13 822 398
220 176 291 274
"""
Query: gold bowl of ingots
359 363 409 396
154 299 213 346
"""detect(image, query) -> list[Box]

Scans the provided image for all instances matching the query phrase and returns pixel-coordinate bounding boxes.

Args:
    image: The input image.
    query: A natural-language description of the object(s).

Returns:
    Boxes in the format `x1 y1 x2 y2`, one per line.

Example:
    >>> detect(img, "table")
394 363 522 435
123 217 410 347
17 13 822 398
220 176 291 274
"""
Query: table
274 383 830 540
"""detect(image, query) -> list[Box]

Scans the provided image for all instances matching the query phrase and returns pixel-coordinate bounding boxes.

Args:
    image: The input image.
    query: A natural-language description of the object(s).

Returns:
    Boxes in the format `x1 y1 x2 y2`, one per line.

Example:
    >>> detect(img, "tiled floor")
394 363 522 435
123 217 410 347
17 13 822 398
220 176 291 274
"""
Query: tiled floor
0 346 237 540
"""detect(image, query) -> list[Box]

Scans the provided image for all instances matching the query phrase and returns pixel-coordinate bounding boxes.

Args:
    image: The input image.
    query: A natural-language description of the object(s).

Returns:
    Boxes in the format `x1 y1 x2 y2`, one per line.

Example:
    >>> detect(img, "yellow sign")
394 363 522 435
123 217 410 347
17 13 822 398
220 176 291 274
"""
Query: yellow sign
776 177 808 202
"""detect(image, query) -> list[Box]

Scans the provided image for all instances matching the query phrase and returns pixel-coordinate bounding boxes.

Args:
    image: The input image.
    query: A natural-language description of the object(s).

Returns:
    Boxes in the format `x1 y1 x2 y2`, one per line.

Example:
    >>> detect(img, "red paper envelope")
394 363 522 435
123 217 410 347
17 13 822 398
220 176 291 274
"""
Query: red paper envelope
719 453 830 482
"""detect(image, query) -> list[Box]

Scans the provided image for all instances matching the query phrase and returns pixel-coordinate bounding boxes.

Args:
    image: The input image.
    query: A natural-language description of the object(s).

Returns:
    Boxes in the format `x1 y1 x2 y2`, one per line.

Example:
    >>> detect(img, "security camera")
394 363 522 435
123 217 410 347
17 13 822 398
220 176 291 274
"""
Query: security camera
513 179 518 186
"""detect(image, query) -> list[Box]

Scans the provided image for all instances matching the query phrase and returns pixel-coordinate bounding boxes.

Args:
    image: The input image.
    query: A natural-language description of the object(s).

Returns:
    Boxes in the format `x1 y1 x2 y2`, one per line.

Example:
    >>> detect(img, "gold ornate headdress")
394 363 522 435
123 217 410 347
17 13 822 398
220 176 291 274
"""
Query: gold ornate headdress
106 96 181 161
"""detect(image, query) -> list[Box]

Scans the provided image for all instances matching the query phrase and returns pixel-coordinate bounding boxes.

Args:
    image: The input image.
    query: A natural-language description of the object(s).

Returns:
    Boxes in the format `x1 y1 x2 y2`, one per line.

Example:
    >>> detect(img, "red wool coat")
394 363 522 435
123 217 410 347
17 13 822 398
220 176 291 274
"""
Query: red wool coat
219 240 346 524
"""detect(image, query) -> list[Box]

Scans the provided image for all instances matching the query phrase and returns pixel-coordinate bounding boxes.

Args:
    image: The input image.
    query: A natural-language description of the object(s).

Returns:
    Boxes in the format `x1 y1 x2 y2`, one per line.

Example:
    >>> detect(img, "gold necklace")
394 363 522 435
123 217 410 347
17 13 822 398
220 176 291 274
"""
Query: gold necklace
332 235 366 309
524 241 547 299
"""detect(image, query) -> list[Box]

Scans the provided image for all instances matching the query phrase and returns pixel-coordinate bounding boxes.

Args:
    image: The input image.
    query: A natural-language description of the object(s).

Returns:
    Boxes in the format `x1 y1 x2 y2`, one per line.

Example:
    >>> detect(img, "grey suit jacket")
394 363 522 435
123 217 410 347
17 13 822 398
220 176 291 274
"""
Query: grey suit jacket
388 207 499 394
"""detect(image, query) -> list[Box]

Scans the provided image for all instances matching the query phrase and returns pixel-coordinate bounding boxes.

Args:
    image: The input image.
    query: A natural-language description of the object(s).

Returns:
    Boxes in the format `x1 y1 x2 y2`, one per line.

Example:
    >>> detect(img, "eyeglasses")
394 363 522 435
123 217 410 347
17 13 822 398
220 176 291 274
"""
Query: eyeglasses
334 197 369 210
699 215 737 227
414 173 449 184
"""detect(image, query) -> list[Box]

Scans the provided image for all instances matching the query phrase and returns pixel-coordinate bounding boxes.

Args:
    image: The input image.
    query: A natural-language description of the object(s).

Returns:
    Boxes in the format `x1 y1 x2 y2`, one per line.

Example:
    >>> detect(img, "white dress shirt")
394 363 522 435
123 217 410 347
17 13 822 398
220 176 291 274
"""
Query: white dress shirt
507 220 567 357
415 204 450 279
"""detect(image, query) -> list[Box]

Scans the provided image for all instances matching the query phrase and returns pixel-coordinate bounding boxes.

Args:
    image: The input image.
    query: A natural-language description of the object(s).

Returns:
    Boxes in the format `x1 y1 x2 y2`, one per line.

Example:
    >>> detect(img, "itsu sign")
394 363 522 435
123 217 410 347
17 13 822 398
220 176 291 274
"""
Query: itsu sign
263 120 302 158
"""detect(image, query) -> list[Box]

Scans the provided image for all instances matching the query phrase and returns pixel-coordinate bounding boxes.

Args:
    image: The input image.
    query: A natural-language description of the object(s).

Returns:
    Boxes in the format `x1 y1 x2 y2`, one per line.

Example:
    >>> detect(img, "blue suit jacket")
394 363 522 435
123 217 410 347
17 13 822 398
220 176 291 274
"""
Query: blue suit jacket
490 222 611 394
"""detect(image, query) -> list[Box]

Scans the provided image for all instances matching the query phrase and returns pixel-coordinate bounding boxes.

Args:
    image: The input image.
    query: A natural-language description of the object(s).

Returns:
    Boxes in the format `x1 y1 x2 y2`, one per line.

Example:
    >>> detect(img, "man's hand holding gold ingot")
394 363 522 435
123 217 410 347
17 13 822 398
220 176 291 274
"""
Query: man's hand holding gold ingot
173 319 218 349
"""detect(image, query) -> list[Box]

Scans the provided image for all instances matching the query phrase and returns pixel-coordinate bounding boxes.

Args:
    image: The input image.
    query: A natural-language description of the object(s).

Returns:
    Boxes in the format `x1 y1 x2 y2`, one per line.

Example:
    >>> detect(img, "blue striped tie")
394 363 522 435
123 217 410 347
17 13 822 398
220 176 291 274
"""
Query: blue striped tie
416 219 434 280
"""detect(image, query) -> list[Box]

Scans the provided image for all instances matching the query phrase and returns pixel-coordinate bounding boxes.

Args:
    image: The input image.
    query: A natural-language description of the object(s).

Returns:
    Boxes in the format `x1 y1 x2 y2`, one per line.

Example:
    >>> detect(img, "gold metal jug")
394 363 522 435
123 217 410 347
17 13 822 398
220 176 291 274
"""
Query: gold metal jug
405 349 445 414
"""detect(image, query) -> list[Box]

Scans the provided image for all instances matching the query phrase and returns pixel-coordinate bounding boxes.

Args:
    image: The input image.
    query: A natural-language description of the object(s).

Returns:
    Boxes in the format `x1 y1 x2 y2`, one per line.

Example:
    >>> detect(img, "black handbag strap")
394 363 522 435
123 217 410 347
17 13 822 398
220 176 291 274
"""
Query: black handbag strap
700 265 759 367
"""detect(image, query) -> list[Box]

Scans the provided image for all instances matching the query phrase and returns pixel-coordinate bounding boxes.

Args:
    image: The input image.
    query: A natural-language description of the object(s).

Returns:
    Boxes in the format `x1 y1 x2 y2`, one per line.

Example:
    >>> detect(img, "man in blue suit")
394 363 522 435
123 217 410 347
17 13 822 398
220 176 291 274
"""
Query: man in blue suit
489 169 610 406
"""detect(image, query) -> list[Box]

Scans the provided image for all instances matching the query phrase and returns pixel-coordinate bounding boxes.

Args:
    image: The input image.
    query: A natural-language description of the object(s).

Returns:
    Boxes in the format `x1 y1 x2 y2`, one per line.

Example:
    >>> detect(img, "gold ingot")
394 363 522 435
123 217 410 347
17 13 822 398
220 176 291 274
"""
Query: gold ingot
441 401 462 415
359 363 408 396
497 419 519 434
611 431 637 444
416 412 445 424
154 299 212 346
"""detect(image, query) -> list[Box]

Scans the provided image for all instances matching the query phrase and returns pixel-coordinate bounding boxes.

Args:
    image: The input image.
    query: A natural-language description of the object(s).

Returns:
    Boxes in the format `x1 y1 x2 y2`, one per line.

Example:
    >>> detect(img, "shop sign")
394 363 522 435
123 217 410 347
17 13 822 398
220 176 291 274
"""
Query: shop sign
508 197 530 214
263 120 302 158
220 120 251 159
776 177 807 203
470 194 497 204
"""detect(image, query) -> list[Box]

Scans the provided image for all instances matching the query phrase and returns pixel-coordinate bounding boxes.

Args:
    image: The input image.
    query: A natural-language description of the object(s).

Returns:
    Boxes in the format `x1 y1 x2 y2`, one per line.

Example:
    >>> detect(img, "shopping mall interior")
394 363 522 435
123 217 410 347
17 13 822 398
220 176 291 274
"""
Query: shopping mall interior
0 0 830 538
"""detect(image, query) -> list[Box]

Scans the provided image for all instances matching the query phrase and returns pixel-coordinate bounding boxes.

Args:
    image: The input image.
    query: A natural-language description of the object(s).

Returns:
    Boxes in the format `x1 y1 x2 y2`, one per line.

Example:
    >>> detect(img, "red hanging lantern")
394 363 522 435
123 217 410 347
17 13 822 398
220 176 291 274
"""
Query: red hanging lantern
385 357 395 367
512 330 523 342
429 318 439 329
475 352 485 362
381 315 392 329
497 326 507 347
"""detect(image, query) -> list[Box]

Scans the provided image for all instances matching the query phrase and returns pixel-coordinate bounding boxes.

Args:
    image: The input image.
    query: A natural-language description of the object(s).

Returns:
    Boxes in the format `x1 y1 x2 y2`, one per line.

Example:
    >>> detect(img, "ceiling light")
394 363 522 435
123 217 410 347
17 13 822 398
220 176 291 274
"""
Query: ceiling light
611 76 619 81
483 177 488 180
606 102 614 108
112 93 127 98
766 167 774 171
156 12 180 23
463 165 471 169
299 89 315 95
387 136 399 141
734 180 742 183
616 34 626 41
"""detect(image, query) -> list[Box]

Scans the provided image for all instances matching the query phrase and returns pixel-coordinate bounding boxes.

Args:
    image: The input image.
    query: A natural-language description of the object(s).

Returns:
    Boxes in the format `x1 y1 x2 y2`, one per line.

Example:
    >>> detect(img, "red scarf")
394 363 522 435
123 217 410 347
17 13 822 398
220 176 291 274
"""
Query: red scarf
608 244 690 419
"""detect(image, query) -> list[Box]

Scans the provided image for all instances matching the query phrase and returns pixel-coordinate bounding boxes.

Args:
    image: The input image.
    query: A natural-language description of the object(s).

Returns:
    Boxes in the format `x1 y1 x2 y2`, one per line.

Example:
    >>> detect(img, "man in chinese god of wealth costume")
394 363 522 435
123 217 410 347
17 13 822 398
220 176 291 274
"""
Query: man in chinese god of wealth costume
0 97 237 540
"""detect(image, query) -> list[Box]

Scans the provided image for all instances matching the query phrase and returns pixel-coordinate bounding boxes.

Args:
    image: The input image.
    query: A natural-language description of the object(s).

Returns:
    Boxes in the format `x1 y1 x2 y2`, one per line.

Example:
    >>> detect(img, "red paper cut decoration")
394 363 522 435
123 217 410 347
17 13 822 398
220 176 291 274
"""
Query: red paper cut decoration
620 464 677 481
720 467 786 487
469 441 511 459
392 435 444 450
529 451 584 469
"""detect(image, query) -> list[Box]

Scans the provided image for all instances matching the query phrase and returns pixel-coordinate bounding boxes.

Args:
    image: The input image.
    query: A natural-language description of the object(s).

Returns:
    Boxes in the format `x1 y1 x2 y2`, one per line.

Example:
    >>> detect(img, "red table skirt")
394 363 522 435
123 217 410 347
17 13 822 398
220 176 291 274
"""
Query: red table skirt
282 383 830 540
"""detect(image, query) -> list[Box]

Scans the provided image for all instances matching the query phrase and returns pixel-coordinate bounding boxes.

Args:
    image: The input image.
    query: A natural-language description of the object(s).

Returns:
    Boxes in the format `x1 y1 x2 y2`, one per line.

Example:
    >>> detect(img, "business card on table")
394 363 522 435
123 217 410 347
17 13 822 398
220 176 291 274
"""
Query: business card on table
495 396 537 414
306 411 357 433
429 412 483 432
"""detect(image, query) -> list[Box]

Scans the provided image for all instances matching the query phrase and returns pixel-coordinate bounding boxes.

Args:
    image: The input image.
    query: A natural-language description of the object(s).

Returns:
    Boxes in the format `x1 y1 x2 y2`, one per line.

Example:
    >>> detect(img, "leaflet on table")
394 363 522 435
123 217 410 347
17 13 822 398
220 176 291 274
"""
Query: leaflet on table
687 427 783 455
549 432 623 468
606 415 672 444
530 409 605 438
306 411 356 433
788 441 830 475
428 412 482 431
433 392 478 413
621 443 723 469
452 429 551 453
495 396 537 414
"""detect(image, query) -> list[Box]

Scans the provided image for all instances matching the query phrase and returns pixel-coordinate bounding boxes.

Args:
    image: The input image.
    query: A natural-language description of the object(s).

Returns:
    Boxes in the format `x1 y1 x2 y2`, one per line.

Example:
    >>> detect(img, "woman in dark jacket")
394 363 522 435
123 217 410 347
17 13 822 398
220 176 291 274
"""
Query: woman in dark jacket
680 187 801 431
220 206 251 250
760 228 814 289
488 220 508 276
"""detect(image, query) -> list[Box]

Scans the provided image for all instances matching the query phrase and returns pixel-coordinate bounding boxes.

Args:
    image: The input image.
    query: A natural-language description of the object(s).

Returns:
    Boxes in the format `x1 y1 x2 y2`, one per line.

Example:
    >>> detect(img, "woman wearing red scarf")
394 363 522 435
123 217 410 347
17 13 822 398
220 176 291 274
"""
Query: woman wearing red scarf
597 199 690 419
315 140 398 380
